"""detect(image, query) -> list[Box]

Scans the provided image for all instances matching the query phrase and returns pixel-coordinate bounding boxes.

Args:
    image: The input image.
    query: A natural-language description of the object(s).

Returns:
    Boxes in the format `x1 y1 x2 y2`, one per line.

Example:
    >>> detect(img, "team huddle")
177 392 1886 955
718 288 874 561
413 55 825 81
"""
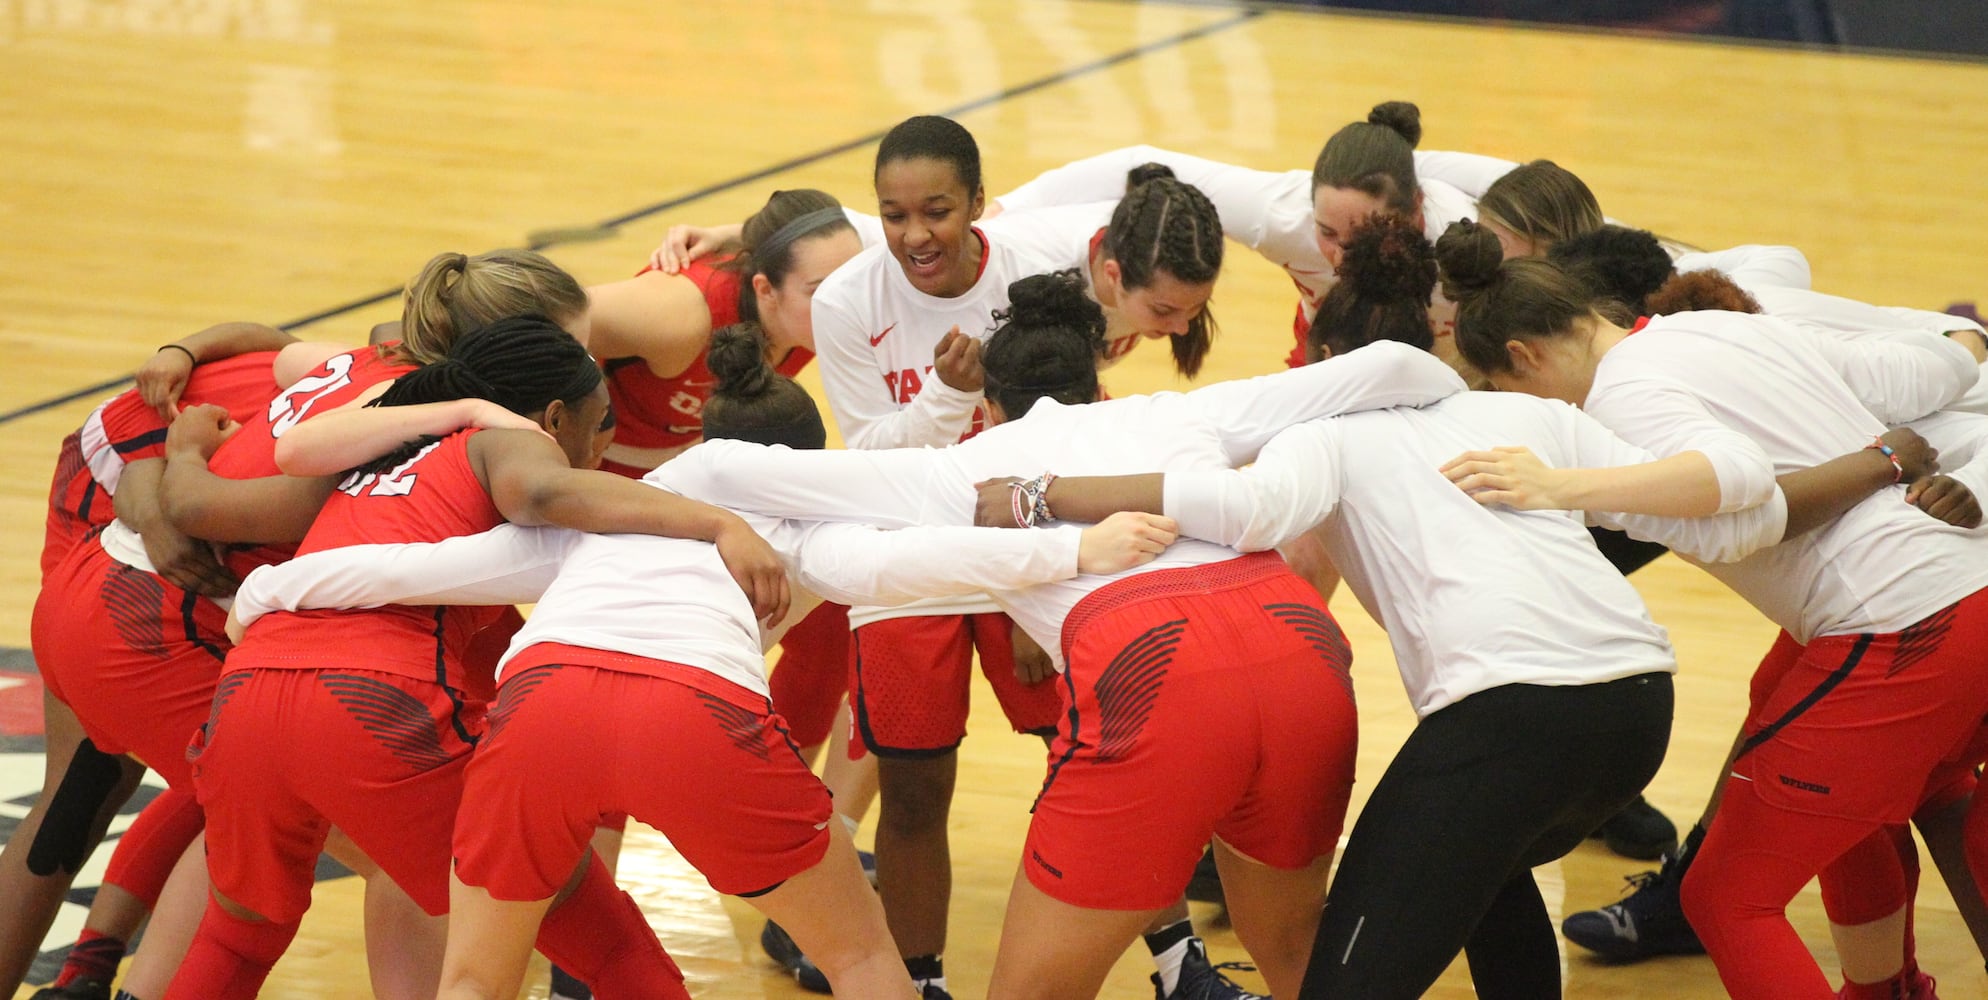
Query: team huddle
5 102 1987 1000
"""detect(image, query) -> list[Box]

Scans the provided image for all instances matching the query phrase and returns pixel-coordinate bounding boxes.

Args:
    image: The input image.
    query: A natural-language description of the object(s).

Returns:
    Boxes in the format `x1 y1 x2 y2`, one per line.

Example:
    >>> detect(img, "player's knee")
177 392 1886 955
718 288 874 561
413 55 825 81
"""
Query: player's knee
27 738 127 876
877 771 955 832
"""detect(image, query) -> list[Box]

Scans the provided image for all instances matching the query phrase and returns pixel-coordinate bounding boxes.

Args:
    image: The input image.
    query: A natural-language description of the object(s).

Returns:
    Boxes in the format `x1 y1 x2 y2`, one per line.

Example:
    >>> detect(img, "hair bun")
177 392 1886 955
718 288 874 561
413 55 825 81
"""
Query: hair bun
1003 270 1106 352
1338 216 1437 306
707 325 775 399
1546 225 1672 309
1125 162 1176 191
1367 101 1422 148
1434 220 1504 302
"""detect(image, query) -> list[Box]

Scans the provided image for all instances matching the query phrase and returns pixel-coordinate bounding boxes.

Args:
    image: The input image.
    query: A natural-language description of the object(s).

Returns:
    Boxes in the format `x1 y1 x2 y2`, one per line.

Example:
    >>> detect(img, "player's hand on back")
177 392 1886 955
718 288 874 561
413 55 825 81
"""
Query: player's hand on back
974 477 1026 528
167 404 242 461
714 517 790 629
1078 511 1179 576
137 345 198 421
1906 475 1983 529
649 222 745 274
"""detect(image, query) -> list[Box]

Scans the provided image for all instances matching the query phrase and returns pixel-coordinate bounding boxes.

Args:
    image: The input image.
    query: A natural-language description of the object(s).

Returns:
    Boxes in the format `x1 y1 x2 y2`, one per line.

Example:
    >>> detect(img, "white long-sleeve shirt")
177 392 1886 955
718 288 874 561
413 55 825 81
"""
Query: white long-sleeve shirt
230 505 1090 697
1163 392 1695 716
810 215 1081 626
1586 310 1988 641
661 342 1468 664
993 145 1499 326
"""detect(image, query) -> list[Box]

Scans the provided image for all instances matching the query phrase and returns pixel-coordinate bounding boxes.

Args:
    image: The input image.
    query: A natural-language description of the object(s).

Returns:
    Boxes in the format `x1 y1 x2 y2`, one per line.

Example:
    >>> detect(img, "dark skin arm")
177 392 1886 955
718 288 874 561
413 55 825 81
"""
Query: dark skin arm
1777 426 1936 538
467 429 791 626
975 474 1162 529
981 427 1954 540
137 321 297 420
160 404 339 544
112 457 239 598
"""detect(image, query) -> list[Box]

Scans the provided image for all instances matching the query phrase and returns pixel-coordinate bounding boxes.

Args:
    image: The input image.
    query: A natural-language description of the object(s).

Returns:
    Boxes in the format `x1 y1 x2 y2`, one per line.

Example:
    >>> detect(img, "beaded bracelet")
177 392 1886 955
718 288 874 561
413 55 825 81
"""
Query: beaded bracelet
1011 473 1058 528
1867 436 1904 484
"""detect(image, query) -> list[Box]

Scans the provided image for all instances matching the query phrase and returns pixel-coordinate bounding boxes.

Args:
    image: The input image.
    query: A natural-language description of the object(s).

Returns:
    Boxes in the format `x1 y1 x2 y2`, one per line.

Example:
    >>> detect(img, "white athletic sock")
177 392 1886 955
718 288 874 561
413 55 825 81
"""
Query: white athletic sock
1151 937 1193 995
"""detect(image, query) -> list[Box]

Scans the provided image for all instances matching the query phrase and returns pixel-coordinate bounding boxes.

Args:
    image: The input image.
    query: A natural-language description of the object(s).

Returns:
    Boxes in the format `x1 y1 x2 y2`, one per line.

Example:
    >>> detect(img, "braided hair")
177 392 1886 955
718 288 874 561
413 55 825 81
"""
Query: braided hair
1307 214 1437 361
356 314 602 475
1312 101 1423 214
983 270 1105 420
1099 164 1223 377
703 325 827 450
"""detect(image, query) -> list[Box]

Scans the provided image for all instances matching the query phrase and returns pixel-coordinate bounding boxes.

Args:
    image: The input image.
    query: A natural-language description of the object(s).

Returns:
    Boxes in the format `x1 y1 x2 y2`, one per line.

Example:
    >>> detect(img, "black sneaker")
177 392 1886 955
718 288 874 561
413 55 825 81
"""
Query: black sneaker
761 919 833 993
1590 795 1678 861
1185 845 1225 905
1155 939 1268 1000
548 965 592 1000
919 985 953 1000
30 982 112 1000
1561 848 1704 960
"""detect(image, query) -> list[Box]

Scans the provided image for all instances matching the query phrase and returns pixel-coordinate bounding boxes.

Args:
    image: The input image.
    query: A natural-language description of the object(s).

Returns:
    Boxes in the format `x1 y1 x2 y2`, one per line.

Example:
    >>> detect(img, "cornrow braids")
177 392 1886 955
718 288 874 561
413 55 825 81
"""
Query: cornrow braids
1101 175 1224 377
356 314 601 476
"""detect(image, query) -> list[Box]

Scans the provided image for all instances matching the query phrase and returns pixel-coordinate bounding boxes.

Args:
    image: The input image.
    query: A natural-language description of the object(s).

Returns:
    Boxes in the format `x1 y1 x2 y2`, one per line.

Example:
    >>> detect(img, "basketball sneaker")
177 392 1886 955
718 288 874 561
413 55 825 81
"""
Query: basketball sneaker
1562 828 1705 960
29 982 111 1000
548 965 592 1000
920 985 954 1000
1838 970 1938 999
759 849 877 993
1156 938 1268 1000
1589 795 1678 860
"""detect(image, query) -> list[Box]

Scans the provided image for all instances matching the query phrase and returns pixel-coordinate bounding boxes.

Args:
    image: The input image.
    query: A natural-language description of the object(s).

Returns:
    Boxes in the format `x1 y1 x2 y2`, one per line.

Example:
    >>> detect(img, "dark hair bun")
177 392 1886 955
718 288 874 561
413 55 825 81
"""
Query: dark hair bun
707 325 775 400
1547 225 1673 310
1003 270 1106 352
1368 101 1422 148
1338 215 1437 306
1125 162 1176 191
1435 220 1503 302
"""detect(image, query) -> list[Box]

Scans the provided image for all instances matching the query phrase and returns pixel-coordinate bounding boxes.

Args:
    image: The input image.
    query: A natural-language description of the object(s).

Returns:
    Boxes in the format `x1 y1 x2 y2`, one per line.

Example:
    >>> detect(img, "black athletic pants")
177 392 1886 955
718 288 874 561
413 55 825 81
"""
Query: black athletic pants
1299 671 1674 1000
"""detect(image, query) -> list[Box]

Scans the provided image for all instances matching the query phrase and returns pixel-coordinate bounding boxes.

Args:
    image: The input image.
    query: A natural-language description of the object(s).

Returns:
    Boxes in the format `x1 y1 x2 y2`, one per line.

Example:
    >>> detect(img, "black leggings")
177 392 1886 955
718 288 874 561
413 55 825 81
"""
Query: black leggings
1299 672 1674 1000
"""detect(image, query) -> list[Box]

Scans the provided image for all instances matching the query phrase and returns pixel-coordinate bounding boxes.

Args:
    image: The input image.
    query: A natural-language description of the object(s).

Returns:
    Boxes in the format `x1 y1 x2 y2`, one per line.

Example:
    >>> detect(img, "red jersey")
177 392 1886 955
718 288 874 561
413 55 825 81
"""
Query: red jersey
206 345 418 579
226 429 506 692
604 258 814 451
54 353 280 531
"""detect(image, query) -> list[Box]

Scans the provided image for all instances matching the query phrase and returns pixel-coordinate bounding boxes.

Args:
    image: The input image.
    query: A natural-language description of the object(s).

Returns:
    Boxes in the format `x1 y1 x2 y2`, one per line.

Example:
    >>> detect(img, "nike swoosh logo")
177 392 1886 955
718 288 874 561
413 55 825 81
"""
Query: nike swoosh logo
869 324 896 347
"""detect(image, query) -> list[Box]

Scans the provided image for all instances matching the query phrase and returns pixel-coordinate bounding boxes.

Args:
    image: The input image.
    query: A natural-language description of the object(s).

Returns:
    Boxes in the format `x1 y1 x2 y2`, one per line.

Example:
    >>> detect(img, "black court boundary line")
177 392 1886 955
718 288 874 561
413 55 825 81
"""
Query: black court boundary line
1098 0 1988 66
0 8 1260 429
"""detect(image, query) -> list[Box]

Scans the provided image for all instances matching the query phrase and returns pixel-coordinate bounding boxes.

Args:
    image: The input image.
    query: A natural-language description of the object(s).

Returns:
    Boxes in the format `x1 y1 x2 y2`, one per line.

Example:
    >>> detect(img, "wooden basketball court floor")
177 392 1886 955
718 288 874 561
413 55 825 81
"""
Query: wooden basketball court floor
3 0 1986 996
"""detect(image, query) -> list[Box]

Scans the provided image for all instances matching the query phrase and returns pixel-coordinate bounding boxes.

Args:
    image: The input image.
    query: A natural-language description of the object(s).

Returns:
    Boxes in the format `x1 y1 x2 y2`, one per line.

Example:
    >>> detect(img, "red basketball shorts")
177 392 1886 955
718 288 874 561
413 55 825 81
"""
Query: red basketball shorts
454 644 833 901
32 541 229 788
42 430 102 579
850 611 1063 757
1024 552 1359 910
190 667 483 921
1736 589 1988 823
770 602 852 750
